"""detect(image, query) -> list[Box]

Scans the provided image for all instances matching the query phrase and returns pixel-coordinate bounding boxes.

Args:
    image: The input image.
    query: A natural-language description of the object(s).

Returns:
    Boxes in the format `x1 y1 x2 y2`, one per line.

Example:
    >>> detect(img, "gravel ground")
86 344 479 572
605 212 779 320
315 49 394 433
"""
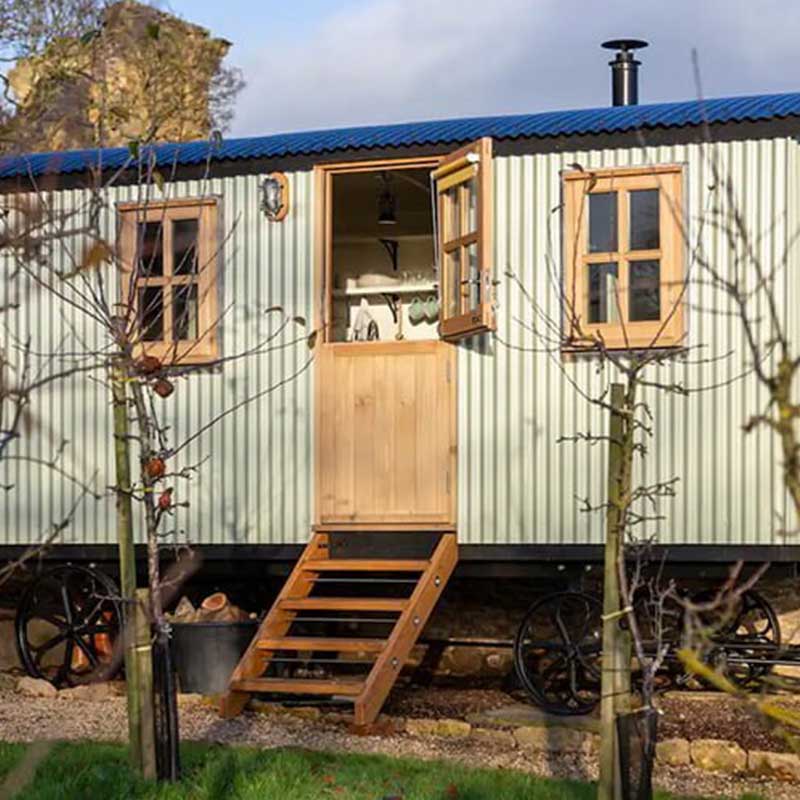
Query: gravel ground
0 689 793 800
659 692 800 753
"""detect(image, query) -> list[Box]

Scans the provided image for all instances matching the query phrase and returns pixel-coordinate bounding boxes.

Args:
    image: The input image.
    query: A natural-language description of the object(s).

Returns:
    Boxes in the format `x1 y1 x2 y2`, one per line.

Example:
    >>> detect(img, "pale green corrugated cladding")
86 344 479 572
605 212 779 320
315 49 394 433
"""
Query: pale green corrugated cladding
457 136 799 546
4 136 798 549
1 171 315 546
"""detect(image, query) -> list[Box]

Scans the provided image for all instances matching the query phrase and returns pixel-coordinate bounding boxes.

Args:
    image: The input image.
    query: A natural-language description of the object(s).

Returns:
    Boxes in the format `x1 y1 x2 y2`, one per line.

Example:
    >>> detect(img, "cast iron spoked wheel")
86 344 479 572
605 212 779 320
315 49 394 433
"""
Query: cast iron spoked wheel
15 565 122 688
693 589 781 689
513 591 603 716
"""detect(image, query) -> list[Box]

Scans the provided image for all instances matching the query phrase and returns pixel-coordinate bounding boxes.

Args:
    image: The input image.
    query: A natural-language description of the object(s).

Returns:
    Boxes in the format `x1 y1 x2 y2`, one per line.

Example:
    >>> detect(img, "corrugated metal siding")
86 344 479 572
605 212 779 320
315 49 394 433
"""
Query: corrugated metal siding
457 137 796 545
2 137 797 549
3 91 800 179
0 171 315 546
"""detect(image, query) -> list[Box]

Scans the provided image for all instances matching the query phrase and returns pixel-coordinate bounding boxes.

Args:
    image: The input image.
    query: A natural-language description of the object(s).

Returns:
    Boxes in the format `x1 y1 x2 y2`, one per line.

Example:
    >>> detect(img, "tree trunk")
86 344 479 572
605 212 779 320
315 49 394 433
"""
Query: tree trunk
111 363 156 778
598 382 632 800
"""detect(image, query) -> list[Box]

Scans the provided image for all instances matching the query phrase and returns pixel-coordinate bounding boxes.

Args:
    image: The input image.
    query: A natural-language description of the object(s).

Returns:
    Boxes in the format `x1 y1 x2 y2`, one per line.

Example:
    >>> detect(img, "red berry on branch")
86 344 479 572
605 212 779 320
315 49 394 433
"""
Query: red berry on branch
145 457 166 479
153 378 174 398
158 488 173 510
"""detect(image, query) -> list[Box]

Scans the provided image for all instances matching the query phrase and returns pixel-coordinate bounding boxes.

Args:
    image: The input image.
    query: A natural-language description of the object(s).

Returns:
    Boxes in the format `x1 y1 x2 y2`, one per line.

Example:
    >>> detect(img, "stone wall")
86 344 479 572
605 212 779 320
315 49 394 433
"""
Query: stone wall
7 1 232 150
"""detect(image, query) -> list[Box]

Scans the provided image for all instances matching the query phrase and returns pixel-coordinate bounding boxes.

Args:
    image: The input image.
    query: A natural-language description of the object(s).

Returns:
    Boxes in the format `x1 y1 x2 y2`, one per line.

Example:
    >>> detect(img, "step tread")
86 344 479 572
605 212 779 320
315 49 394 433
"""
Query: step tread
230 677 363 696
280 597 408 612
302 558 429 572
256 636 386 653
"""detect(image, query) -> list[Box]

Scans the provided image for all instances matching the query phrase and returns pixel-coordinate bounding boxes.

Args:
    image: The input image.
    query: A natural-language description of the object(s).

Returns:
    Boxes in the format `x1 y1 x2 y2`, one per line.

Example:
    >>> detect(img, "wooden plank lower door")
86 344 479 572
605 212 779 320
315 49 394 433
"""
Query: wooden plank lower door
315 341 455 527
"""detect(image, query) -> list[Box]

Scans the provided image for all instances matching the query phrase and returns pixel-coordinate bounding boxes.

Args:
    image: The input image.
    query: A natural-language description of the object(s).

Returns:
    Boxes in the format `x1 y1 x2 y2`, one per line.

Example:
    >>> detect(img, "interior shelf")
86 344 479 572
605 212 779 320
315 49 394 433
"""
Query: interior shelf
333 282 437 298
334 234 433 244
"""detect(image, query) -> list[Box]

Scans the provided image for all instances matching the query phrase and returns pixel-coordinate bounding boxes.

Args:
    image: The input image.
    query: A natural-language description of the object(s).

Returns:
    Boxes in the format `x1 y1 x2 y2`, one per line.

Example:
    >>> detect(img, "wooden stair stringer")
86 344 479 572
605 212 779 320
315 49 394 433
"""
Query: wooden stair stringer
219 532 329 718
353 532 458 726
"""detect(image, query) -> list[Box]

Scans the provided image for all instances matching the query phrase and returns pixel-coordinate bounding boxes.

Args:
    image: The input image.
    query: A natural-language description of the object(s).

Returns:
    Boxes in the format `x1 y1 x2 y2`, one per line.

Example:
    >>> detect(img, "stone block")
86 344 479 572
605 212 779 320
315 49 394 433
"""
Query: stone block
690 739 746 773
470 727 517 748
17 676 57 698
513 725 587 753
406 718 471 738
656 738 691 766
747 750 800 782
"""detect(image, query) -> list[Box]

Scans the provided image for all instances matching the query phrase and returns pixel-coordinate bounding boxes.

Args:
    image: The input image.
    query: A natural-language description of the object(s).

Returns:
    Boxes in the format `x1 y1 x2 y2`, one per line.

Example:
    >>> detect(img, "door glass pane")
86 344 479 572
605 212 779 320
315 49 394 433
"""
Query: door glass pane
444 187 460 242
630 190 660 250
137 221 163 276
588 192 617 253
138 286 163 341
466 242 480 310
629 260 661 321
587 262 619 324
173 218 199 275
465 178 477 234
174 283 199 340
445 248 461 318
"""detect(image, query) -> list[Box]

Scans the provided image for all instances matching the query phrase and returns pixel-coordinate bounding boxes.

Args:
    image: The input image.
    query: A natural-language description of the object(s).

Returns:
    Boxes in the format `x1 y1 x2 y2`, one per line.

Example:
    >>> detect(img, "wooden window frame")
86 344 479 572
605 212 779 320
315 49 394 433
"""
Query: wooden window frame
563 164 685 351
118 197 220 365
432 137 495 340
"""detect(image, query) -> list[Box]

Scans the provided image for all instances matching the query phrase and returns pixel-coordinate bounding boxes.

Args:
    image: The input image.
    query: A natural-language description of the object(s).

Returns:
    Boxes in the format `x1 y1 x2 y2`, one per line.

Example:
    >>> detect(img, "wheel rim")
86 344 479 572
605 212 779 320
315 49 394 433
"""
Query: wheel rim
15 565 122 688
693 589 780 688
514 591 602 715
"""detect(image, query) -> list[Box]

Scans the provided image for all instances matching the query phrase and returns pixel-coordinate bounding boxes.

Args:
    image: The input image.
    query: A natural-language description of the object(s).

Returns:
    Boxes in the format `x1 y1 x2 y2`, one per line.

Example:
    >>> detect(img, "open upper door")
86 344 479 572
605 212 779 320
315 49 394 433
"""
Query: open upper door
432 137 495 340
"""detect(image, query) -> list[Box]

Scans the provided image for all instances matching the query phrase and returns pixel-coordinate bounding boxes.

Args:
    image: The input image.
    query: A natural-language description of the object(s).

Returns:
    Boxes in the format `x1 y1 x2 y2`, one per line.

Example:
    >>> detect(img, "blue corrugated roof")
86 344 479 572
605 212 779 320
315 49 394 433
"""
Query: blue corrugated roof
2 91 799 179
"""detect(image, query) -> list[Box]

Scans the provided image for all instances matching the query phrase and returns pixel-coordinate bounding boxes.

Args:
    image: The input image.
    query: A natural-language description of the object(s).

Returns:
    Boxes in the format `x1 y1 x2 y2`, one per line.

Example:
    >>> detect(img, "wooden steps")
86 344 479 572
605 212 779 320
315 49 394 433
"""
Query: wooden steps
279 597 408 612
256 637 386 653
302 559 429 572
220 531 458 725
230 678 364 696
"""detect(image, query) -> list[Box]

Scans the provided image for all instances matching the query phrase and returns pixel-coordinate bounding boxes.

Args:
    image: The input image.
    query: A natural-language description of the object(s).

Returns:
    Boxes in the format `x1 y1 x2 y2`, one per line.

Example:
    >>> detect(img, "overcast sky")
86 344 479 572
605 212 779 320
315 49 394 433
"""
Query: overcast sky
165 0 800 138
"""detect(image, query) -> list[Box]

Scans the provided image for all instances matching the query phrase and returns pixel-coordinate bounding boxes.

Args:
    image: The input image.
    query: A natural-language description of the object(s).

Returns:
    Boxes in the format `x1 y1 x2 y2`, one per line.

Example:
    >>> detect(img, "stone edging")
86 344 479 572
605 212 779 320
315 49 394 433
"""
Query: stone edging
402 716 800 783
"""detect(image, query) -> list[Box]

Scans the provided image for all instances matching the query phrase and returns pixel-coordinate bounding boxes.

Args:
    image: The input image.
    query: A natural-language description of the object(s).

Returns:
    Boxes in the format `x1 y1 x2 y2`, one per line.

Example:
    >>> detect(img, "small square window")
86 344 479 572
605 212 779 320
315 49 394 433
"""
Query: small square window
120 200 219 364
563 166 684 350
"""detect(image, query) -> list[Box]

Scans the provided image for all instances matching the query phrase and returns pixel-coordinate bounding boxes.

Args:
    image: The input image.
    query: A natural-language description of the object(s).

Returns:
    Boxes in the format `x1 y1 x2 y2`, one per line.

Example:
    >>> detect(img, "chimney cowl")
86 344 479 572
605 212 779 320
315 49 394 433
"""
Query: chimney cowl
601 39 648 107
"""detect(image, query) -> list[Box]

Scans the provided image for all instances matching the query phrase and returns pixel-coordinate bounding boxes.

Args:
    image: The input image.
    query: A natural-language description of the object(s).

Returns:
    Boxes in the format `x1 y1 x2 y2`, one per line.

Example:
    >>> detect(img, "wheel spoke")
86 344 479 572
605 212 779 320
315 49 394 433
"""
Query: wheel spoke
74 623 114 637
60 584 74 626
35 613 69 630
32 631 68 654
554 605 575 648
567 655 580 700
57 639 75 685
81 596 107 627
539 653 569 683
73 637 99 668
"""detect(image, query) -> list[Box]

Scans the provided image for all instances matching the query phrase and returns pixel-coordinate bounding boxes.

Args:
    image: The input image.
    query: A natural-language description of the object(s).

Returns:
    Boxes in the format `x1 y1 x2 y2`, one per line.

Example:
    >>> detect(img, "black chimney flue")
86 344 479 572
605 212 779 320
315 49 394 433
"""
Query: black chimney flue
601 39 649 106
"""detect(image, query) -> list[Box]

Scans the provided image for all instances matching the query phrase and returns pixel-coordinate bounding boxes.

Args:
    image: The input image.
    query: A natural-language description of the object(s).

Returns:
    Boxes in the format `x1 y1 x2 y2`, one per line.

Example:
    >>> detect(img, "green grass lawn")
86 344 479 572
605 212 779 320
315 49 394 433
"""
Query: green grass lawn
0 741 764 800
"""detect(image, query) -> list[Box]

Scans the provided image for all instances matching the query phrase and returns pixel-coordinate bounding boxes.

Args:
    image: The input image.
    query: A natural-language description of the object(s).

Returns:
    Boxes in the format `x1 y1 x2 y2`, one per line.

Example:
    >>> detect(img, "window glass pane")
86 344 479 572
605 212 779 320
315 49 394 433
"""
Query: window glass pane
588 192 617 253
465 178 477 233
444 187 460 242
629 260 661 321
138 221 163 276
173 283 199 340
630 190 660 250
138 286 163 341
445 248 461 318
587 262 619 324
466 242 480 310
173 218 199 275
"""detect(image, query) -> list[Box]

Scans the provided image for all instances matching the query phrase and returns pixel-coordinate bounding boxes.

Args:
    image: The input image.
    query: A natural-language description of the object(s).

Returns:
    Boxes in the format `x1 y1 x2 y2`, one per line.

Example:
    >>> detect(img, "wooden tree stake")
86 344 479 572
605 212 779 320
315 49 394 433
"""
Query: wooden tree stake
598 382 631 800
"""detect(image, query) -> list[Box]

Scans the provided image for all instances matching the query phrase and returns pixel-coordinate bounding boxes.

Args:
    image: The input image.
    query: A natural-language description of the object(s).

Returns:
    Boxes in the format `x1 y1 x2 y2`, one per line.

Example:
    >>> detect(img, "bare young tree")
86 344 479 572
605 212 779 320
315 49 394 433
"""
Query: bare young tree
503 147 752 799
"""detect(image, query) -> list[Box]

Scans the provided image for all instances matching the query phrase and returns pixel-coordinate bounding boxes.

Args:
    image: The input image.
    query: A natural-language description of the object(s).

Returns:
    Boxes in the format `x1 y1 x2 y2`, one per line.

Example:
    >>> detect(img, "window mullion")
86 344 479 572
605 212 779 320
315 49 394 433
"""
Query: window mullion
163 211 174 343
